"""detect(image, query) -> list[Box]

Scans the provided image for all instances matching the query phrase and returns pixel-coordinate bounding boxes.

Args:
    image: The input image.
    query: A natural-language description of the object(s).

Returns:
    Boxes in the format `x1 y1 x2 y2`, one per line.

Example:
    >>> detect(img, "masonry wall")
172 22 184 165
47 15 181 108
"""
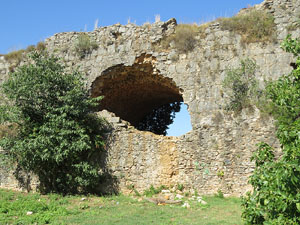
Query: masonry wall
1 0 300 195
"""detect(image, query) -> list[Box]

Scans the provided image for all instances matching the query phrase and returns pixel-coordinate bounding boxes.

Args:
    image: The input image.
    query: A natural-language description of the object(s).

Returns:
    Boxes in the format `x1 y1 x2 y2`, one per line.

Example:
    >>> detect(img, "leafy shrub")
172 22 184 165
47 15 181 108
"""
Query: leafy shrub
218 9 276 44
0 52 108 194
75 33 98 59
222 58 261 112
160 24 198 53
242 36 300 224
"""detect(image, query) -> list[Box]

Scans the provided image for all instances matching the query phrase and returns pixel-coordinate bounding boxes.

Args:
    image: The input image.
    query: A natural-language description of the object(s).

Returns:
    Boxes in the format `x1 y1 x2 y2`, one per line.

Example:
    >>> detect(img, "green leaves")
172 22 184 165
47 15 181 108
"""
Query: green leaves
242 36 300 224
0 52 109 194
222 58 261 112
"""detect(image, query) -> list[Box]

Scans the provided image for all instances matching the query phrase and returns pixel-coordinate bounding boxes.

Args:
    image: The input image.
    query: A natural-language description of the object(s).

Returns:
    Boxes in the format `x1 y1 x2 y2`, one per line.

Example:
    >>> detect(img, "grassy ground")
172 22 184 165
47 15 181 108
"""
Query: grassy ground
0 188 242 225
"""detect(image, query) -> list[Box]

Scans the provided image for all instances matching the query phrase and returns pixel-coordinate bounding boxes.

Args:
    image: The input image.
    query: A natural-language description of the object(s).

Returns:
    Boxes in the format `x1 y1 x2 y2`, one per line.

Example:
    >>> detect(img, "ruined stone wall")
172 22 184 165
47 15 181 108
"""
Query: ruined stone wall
1 0 300 195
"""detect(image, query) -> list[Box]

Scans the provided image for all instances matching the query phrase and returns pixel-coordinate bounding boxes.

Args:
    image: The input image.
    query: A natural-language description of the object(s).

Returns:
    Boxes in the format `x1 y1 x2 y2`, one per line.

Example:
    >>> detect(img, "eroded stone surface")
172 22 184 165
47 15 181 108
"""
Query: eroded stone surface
1 0 299 196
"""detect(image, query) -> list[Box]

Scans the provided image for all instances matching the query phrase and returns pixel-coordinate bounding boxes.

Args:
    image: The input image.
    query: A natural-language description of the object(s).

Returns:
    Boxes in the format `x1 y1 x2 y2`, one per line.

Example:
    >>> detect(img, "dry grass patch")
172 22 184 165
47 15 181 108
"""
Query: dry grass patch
75 33 99 59
3 42 46 72
158 24 199 54
0 123 18 139
218 9 276 44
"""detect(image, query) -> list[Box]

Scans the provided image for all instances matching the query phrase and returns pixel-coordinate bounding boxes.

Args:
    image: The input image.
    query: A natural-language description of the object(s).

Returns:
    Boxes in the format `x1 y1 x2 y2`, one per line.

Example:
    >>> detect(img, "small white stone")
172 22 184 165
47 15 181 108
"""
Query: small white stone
182 202 190 208
198 199 207 205
176 194 184 199
26 211 33 215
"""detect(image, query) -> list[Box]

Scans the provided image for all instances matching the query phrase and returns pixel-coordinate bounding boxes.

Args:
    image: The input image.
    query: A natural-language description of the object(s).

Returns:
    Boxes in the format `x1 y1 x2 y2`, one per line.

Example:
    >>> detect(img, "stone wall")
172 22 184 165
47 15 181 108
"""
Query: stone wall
1 0 300 196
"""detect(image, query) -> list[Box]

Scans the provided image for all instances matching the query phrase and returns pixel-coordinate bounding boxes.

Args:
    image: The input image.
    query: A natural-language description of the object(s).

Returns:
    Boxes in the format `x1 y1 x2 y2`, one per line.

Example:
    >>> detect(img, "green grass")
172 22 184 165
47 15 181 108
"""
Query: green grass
0 188 243 224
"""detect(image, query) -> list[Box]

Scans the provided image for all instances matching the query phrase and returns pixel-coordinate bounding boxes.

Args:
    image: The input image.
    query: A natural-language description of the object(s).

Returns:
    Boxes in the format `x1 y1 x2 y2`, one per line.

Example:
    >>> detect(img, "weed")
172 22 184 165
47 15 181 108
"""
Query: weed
176 183 184 192
4 49 25 63
134 189 141 197
159 24 198 53
3 41 47 72
75 33 98 59
36 41 46 52
143 185 160 197
26 45 36 52
217 170 225 178
215 190 224 198
218 9 276 44
194 161 201 170
126 184 141 196
143 185 167 197
222 58 261 113
194 190 199 197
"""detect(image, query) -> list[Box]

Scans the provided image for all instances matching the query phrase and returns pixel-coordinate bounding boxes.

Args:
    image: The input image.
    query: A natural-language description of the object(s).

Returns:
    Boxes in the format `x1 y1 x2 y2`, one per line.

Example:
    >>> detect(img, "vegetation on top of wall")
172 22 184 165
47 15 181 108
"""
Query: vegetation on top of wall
75 33 99 59
4 49 26 63
3 42 46 72
218 9 276 44
242 35 300 225
158 24 199 54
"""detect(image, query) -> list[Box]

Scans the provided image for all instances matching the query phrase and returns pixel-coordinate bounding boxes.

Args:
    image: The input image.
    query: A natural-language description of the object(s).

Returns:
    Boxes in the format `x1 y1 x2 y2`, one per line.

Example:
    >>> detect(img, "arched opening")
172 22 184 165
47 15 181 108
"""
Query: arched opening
91 54 191 135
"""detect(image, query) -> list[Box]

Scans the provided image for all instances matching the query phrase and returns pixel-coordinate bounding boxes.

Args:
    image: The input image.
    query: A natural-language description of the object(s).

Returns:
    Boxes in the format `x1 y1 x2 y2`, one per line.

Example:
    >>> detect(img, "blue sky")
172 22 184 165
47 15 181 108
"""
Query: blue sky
1 0 262 54
0 0 263 136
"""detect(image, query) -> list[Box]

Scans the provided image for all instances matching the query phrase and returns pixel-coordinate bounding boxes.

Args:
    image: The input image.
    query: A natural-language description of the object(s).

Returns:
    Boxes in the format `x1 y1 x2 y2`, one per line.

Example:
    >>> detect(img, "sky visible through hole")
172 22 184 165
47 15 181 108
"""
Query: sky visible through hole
166 103 192 136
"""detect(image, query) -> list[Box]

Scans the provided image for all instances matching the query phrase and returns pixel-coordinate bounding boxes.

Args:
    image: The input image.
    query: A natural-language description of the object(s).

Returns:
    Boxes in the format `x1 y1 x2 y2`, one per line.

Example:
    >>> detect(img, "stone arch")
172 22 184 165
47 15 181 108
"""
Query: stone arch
90 54 184 133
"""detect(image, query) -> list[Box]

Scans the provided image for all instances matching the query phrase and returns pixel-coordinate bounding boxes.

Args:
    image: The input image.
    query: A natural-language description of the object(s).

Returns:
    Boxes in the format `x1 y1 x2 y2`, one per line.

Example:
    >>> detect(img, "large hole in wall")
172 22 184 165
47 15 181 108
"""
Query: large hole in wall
91 54 191 136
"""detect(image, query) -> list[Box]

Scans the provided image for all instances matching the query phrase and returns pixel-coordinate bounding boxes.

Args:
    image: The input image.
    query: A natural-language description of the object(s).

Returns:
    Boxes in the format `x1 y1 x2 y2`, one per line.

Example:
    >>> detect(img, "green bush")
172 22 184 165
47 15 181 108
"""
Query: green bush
75 33 98 58
242 36 300 224
218 9 276 44
0 52 108 194
222 58 261 112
